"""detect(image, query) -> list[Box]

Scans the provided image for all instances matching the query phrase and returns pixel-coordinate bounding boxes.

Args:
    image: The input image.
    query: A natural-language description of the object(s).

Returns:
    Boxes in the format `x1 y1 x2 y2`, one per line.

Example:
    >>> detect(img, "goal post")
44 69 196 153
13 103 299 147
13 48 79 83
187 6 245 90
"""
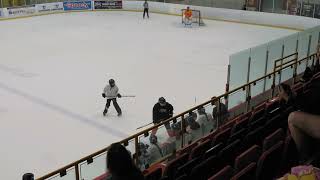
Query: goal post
181 9 204 26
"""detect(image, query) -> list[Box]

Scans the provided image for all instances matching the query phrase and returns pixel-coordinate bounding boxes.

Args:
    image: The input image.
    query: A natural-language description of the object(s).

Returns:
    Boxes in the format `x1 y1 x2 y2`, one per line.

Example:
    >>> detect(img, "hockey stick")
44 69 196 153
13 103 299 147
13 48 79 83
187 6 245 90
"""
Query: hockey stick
136 122 153 130
104 95 136 98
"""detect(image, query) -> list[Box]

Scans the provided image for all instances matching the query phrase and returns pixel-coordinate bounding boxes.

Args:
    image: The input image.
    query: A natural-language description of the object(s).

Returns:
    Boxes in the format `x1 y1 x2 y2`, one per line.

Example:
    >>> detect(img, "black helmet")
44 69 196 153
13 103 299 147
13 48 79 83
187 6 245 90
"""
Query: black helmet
158 97 166 103
109 79 115 85
149 134 158 144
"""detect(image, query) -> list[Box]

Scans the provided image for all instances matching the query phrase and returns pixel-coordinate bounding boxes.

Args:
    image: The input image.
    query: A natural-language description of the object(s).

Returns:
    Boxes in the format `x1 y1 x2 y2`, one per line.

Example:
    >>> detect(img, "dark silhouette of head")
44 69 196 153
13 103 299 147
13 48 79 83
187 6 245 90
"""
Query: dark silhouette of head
107 143 135 176
278 83 293 102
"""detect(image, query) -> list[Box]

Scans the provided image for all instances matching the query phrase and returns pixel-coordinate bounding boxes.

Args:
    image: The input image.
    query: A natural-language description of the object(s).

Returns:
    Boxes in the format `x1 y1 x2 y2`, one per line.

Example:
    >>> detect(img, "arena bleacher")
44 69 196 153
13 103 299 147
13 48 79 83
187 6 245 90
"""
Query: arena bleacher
138 71 320 180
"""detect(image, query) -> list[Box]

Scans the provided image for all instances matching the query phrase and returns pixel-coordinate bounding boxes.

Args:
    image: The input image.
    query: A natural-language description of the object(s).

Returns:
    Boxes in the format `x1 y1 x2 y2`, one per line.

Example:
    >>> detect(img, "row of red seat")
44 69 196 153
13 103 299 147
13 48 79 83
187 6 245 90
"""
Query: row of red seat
143 71 320 180
95 71 320 180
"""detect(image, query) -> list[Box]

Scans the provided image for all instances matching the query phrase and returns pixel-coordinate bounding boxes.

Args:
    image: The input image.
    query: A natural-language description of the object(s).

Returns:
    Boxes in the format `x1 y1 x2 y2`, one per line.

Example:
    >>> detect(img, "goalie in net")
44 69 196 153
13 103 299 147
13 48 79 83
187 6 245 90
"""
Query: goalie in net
181 7 204 26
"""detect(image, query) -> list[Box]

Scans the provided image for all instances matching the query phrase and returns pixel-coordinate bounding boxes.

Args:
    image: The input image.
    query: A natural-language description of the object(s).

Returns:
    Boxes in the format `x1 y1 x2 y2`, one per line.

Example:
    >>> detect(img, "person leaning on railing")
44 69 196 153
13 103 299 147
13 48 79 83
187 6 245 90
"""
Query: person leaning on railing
106 143 144 180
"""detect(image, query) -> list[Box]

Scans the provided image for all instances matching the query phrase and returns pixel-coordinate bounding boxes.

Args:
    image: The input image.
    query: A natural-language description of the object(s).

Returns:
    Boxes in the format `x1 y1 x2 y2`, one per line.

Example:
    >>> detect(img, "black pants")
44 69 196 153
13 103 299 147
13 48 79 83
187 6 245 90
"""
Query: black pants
143 8 149 18
105 98 122 114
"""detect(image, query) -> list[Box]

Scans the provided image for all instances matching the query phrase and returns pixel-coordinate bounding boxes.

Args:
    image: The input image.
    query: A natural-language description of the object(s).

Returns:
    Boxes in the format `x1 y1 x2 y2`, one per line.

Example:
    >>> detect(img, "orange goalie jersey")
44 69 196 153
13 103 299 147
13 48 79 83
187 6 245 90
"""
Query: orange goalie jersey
184 9 192 19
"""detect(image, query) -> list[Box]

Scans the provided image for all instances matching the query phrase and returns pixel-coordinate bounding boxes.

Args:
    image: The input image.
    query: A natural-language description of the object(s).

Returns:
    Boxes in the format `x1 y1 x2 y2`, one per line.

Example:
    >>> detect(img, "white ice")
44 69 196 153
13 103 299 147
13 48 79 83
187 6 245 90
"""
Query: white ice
0 11 297 180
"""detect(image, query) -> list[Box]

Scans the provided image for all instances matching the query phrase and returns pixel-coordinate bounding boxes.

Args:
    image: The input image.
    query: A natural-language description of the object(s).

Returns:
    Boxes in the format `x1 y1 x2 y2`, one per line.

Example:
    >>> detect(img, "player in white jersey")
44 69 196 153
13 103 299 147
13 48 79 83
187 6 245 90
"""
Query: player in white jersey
102 79 122 116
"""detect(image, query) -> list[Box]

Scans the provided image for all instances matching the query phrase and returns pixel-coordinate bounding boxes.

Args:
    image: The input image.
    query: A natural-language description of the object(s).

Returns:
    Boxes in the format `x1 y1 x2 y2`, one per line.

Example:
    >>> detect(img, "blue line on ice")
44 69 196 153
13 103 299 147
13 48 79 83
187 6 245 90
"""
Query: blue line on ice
0 82 129 138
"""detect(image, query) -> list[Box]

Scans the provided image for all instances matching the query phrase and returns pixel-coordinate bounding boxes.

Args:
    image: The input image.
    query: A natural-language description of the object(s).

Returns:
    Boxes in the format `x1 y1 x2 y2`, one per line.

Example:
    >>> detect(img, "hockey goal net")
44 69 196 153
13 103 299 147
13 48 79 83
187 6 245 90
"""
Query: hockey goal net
181 9 204 26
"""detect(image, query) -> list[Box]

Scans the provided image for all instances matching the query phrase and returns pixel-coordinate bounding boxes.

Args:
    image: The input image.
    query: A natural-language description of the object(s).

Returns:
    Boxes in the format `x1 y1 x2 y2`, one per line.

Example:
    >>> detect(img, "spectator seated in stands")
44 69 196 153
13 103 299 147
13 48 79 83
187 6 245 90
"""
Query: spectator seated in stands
278 83 320 162
300 67 313 83
211 97 229 126
107 143 144 180
288 112 320 162
137 142 151 171
185 112 201 143
196 106 215 136
139 134 175 167
278 83 297 110
147 134 164 165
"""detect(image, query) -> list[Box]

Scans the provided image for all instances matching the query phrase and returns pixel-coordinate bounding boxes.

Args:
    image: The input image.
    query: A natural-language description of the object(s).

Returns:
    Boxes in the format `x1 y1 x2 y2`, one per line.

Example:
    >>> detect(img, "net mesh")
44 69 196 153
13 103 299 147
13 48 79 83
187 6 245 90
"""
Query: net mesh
181 9 204 26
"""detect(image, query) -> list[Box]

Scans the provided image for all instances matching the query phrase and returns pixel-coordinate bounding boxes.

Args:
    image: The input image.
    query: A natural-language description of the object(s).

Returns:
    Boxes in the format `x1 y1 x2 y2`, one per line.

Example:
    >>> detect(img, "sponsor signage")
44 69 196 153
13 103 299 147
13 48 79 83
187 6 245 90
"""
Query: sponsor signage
36 2 64 13
94 0 122 9
63 1 92 11
7 5 36 17
0 9 3 17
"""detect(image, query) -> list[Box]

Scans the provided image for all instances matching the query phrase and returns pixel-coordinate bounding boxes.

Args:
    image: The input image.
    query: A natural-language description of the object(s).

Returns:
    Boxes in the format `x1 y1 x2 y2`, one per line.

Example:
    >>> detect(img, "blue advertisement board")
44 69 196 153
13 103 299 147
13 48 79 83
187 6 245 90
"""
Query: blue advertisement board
63 1 92 11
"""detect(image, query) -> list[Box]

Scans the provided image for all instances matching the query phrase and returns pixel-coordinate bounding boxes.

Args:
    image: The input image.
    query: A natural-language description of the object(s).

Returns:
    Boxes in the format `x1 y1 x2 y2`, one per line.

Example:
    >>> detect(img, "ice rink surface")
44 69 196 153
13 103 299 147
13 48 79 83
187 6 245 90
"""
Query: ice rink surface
0 11 297 179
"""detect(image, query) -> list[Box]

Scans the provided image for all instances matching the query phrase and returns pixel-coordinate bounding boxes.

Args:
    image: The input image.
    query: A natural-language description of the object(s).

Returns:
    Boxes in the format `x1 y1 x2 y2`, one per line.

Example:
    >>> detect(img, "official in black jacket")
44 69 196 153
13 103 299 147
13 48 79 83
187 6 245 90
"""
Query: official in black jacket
152 97 174 136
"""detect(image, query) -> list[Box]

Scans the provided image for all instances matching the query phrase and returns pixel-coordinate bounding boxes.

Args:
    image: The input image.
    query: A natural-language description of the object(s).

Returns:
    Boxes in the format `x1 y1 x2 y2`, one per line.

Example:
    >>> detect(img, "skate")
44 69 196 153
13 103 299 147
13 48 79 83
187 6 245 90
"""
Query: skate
103 108 108 116
117 112 122 117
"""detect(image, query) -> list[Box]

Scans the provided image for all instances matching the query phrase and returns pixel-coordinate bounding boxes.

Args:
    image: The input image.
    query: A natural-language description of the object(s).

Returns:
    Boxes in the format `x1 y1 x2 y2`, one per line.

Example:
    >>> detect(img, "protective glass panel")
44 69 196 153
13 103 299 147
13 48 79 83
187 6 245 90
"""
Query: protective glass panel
265 38 283 90
261 0 274 12
283 34 298 61
212 0 245 9
301 0 315 17
184 110 203 144
264 74 275 91
229 49 250 89
197 103 217 137
280 65 294 83
315 3 320 18
137 119 179 170
227 88 247 119
274 0 286 14
227 87 246 110
250 77 265 98
308 27 320 55
47 167 76 180
79 152 107 180
297 31 310 74
250 78 269 109
249 44 268 82
188 0 212 7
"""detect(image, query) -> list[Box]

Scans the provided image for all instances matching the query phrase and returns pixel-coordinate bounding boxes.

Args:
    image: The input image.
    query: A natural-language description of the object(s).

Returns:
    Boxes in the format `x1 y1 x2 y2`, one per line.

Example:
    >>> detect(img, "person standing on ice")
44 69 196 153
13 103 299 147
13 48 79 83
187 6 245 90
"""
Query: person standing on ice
183 6 193 26
102 79 122 116
143 0 149 19
152 97 174 136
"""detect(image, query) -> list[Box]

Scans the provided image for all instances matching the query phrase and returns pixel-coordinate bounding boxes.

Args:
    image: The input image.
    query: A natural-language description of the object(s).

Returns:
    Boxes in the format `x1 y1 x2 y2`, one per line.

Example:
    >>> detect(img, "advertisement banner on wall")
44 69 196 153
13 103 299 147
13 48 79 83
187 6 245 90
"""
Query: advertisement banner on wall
0 9 3 17
63 1 92 11
94 0 122 9
36 2 64 13
7 5 36 17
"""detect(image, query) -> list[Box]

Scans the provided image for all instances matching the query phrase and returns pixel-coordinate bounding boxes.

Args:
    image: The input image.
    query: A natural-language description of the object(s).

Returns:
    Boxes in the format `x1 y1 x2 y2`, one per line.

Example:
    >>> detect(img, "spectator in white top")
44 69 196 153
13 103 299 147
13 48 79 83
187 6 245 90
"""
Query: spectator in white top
196 106 215 136
102 79 122 116
143 0 149 19
147 135 163 165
